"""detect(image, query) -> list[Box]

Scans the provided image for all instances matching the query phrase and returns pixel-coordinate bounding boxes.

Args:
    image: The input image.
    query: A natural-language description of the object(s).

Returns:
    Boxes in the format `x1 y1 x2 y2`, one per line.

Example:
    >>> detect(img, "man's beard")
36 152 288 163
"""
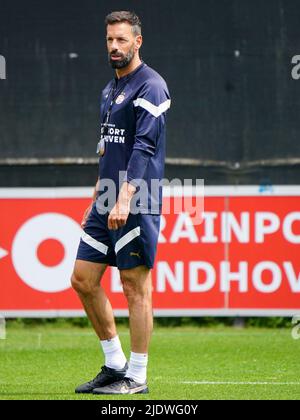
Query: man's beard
108 47 135 69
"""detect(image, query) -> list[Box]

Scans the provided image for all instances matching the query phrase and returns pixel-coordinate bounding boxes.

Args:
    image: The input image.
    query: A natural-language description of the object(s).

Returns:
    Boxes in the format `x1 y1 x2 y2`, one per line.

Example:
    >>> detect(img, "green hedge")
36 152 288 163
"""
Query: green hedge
6 317 293 329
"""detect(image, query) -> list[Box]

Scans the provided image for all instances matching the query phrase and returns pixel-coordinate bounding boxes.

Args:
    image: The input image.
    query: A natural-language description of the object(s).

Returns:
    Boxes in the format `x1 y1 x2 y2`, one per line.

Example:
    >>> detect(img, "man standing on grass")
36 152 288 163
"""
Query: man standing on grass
71 11 171 395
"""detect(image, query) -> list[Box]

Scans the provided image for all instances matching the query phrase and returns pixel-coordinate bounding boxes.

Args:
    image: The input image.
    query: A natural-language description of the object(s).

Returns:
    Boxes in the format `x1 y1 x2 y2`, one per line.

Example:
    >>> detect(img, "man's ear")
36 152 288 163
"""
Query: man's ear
135 35 143 52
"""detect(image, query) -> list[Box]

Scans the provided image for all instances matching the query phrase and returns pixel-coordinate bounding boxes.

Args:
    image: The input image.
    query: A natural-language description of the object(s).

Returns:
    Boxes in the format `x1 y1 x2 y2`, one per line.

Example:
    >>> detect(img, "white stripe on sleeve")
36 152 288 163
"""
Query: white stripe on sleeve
133 98 171 118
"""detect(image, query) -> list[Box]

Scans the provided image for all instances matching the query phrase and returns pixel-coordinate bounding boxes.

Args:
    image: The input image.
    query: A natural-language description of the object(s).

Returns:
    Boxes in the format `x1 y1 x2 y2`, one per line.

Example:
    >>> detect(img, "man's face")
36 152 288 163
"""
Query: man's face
106 22 142 69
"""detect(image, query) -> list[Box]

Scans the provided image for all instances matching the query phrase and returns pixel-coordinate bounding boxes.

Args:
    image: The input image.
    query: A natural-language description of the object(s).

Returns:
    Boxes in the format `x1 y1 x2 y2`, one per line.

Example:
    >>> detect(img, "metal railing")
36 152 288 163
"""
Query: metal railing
0 157 300 170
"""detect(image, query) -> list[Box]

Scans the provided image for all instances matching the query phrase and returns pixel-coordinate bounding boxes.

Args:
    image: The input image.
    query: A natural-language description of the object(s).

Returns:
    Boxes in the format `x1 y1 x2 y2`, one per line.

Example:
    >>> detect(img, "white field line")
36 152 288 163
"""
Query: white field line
181 381 300 386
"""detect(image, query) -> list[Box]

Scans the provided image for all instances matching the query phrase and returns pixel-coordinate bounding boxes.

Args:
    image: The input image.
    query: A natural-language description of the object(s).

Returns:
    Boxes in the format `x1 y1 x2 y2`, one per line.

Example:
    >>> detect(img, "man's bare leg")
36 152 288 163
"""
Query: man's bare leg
72 260 128 394
120 265 153 353
71 260 116 340
119 265 153 385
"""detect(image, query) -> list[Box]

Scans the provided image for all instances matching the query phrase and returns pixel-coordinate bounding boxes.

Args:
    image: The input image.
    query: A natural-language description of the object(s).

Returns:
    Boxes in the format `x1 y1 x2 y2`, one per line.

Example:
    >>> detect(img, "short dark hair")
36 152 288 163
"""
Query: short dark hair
105 11 142 36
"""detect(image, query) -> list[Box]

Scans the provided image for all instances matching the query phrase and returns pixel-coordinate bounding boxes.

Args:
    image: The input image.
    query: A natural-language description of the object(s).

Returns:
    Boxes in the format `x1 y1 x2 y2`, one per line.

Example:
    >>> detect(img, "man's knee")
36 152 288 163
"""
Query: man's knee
120 267 151 301
71 270 93 296
71 270 88 295
71 261 105 296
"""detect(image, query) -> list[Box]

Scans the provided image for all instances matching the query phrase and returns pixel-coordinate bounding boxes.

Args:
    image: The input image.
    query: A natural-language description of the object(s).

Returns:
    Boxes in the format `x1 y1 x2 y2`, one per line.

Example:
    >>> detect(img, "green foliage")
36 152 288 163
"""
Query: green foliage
5 317 292 329
246 317 291 328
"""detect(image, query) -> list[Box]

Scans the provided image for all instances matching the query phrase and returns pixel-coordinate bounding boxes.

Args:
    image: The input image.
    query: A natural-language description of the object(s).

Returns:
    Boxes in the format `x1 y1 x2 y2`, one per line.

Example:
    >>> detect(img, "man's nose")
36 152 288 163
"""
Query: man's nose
110 40 119 50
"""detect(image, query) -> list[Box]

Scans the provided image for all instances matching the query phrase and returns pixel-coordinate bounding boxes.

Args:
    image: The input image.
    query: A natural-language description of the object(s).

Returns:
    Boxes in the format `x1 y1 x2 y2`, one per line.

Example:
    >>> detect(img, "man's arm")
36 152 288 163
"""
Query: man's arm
93 178 100 202
81 178 100 228
108 81 170 231
124 82 170 187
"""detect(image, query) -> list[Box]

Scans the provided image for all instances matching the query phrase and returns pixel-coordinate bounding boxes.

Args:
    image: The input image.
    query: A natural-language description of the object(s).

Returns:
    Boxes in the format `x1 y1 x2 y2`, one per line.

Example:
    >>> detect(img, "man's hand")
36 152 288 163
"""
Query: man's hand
108 201 130 231
108 182 136 230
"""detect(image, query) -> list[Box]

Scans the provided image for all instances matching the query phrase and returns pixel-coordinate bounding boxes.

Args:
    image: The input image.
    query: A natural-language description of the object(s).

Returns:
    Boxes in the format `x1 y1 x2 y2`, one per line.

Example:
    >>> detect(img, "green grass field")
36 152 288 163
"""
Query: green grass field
0 324 299 400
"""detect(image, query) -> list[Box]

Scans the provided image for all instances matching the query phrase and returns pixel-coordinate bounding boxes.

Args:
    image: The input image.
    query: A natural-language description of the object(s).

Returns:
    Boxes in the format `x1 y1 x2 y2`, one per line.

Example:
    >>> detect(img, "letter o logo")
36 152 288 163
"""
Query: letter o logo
12 213 82 293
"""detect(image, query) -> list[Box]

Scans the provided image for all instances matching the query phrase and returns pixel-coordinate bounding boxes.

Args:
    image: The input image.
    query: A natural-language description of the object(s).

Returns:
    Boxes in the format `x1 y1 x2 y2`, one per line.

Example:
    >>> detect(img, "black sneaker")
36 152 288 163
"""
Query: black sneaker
75 363 128 394
93 377 149 395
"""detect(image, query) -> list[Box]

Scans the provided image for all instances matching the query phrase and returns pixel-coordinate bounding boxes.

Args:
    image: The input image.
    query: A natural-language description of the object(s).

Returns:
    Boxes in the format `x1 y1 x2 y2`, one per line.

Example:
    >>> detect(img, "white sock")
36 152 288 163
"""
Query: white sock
100 336 127 370
125 352 148 384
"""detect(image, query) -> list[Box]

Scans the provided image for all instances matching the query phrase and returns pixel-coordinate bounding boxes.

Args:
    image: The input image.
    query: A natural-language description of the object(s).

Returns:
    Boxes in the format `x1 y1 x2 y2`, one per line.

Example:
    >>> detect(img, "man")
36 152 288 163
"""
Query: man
71 11 171 395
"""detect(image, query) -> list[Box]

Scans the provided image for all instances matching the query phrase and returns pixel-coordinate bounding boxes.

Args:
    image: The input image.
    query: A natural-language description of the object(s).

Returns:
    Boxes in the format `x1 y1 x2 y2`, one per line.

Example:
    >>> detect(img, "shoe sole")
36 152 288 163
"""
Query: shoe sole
93 387 149 395
136 387 149 395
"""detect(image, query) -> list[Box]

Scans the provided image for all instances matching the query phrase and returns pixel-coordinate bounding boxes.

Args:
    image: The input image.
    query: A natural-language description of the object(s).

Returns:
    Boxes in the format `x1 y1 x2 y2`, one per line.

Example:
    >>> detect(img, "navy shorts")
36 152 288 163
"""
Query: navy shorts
76 203 161 270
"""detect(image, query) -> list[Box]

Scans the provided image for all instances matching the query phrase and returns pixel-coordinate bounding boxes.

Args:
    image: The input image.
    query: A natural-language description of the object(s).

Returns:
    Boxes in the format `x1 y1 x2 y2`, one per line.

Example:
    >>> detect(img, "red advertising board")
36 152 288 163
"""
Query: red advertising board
0 186 299 317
